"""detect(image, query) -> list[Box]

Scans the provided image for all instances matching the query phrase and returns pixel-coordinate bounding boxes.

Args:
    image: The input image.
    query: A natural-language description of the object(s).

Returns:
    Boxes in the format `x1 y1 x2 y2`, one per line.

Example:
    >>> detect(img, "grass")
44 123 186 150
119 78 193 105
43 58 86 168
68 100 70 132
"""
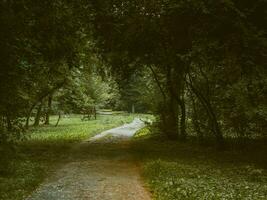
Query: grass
2 115 265 200
27 114 135 143
132 128 267 200
0 114 136 200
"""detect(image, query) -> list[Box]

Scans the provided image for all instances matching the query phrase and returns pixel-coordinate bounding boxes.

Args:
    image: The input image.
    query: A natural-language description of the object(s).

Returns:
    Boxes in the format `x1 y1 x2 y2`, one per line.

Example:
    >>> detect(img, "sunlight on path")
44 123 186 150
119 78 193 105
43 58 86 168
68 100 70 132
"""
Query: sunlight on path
27 118 150 200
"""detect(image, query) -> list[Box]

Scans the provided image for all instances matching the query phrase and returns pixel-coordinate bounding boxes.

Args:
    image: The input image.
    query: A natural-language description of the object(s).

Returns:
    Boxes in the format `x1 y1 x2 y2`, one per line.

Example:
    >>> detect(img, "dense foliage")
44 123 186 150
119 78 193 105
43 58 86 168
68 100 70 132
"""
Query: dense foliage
1 0 266 145
89 0 267 146
0 0 122 142
0 1 266 198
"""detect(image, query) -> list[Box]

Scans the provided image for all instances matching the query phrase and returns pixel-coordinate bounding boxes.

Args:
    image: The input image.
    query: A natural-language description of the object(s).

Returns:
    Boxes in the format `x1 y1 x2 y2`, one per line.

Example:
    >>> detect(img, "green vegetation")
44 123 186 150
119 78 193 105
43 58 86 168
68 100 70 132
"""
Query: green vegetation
132 130 267 200
0 114 134 200
28 114 134 143
91 0 267 146
0 1 266 199
144 159 267 200
1 1 266 145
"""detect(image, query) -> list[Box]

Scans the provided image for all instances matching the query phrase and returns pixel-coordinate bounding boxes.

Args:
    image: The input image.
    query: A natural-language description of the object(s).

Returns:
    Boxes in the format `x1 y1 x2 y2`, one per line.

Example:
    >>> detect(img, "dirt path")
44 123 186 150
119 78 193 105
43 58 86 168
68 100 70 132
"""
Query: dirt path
27 119 151 200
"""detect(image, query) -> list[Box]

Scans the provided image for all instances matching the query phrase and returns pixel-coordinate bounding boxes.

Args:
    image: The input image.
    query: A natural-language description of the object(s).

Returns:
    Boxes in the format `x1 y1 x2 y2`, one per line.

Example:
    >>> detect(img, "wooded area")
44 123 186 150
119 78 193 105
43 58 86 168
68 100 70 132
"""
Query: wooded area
0 1 267 199
1 0 266 146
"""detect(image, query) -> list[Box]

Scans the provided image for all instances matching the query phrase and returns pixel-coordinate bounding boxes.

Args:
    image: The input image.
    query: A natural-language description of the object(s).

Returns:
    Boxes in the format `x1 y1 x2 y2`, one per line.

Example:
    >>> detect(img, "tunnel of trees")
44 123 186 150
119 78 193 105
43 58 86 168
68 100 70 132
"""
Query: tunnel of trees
0 0 266 147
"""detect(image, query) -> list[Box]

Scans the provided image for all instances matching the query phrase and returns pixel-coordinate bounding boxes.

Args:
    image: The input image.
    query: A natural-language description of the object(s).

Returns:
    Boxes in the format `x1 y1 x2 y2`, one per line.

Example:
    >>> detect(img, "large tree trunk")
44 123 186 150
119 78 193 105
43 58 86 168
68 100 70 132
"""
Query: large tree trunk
44 95 52 125
187 79 225 148
149 65 179 139
148 65 167 101
33 102 43 126
165 66 179 140
168 66 188 140
149 65 186 140
166 96 179 140
189 89 204 143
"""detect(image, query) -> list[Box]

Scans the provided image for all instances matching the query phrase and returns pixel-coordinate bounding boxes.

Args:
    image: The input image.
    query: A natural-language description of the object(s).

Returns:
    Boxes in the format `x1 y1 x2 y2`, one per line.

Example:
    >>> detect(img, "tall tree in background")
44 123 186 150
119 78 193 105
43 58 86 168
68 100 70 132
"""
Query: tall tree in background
89 0 267 145
0 0 266 145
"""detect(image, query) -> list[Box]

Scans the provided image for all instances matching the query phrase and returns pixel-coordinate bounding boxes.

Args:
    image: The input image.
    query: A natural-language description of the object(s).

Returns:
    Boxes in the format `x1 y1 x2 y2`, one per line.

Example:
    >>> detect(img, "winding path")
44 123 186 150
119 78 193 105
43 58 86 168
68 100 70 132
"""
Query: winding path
27 118 151 200
89 118 145 141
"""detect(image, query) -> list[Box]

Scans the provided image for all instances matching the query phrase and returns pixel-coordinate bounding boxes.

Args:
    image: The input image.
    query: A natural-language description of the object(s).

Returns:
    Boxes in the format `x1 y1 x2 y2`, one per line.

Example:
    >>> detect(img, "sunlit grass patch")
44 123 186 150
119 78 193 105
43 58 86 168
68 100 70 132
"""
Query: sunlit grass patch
28 114 134 143
134 127 152 139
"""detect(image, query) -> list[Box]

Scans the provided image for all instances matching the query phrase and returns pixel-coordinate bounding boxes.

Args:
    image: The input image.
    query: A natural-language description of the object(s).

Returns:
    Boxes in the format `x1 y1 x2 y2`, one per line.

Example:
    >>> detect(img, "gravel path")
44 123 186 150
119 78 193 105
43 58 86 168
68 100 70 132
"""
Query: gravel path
89 118 145 141
27 118 151 200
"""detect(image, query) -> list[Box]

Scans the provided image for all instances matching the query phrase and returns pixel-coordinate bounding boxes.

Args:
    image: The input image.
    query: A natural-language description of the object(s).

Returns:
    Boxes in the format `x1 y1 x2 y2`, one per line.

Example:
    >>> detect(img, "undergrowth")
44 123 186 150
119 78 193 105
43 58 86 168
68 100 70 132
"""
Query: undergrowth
144 160 267 200
132 128 267 200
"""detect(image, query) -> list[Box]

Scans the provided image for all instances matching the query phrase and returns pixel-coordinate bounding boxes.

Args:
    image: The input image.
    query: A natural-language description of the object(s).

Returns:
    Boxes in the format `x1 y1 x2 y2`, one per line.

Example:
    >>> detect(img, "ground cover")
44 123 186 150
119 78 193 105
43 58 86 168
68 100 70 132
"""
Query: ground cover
0 114 135 200
132 128 267 200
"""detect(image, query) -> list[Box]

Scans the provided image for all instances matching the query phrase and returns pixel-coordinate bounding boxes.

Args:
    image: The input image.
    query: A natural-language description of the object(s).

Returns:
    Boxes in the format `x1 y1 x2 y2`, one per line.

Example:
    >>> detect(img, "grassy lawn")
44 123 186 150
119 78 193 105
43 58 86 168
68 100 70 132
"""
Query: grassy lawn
0 114 136 200
132 128 267 200
27 114 136 143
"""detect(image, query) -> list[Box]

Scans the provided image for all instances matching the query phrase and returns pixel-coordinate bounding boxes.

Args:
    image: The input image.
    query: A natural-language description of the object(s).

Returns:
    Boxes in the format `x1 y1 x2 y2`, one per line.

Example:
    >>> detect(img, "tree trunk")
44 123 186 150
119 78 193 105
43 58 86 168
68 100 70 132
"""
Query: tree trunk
207 102 224 147
165 96 179 140
93 106 97 120
25 106 35 129
44 95 52 125
25 79 66 129
189 89 204 143
148 65 167 101
55 112 61 127
33 102 43 126
165 67 179 139
149 65 179 139
187 80 225 148
179 95 186 140
149 65 186 140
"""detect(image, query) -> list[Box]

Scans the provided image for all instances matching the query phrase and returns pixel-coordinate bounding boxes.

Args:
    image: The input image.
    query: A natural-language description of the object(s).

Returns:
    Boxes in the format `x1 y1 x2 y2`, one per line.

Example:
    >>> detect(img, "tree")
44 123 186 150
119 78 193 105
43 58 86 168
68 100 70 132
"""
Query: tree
89 0 267 145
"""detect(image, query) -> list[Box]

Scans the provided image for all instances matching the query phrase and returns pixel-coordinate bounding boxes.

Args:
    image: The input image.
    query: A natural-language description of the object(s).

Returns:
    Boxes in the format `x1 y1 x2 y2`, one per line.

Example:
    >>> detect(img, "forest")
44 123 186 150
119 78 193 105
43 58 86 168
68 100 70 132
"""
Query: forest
0 0 267 200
